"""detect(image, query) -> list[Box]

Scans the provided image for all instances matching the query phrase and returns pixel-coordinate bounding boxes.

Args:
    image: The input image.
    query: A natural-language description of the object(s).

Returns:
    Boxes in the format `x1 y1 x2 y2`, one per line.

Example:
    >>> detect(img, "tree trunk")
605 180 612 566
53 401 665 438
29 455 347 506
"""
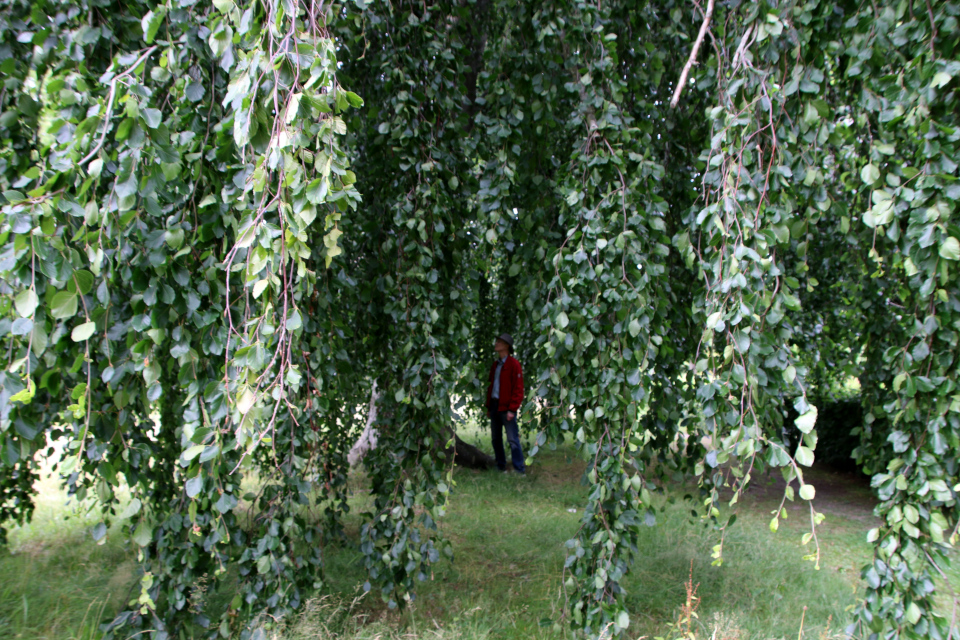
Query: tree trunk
348 383 496 470
348 381 380 467
447 432 496 470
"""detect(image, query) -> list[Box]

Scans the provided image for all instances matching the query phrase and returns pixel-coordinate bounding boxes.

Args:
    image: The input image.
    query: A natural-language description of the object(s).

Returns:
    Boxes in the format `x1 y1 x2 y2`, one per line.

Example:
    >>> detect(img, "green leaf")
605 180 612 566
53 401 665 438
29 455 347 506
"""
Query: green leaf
165 228 185 250
298 205 317 226
120 498 142 519
799 484 816 500
795 407 818 434
132 523 153 546
931 71 952 88
905 602 921 625
185 80 205 102
115 173 138 198
215 493 238 513
306 177 329 204
628 319 641 338
11 318 33 336
14 290 38 318
115 118 134 142
91 522 107 542
199 445 220 463
182 444 205 461
71 321 97 342
795 445 815 467
579 329 594 347
208 25 233 57
772 224 790 244
860 163 880 185
72 382 87 401
912 341 929 362
286 310 302 331
141 8 167 44
939 236 960 261
141 107 162 129
50 291 78 319
344 91 364 108
237 389 256 414
9 377 35 405
782 365 797 384
235 225 258 248
72 270 95 295
284 93 302 124
556 311 569 329
185 474 203 498
893 372 907 392
3 190 26 204
616 610 629 630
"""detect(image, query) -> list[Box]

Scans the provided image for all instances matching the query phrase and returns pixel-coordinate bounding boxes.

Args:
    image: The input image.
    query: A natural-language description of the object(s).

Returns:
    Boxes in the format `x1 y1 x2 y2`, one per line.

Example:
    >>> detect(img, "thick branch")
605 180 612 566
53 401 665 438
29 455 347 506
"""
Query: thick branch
669 0 716 109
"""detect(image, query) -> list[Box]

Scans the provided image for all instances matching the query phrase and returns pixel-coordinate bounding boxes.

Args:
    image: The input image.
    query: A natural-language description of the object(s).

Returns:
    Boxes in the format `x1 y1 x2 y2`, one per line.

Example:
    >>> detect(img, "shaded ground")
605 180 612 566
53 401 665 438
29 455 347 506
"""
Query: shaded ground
741 464 878 523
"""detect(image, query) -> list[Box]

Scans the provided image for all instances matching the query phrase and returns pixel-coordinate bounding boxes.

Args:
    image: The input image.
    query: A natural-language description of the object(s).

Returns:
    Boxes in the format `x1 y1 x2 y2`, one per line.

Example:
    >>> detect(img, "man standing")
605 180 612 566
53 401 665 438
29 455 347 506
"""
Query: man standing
486 333 526 475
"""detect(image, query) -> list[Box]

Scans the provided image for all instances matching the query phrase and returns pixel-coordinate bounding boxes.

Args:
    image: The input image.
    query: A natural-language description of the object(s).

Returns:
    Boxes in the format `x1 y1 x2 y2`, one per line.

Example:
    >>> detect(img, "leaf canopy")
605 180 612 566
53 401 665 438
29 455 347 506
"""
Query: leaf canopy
1 0 959 638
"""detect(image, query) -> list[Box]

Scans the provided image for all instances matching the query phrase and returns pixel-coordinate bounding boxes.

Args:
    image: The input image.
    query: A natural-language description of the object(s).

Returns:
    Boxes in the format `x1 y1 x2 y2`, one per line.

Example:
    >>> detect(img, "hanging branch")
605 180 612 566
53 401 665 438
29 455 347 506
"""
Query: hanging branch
669 0 715 108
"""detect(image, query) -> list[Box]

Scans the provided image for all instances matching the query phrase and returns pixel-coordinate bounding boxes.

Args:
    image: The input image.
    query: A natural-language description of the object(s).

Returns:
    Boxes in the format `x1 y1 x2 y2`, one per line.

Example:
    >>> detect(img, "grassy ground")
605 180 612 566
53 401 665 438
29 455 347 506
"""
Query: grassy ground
316 436 871 640
0 471 136 640
0 423 955 640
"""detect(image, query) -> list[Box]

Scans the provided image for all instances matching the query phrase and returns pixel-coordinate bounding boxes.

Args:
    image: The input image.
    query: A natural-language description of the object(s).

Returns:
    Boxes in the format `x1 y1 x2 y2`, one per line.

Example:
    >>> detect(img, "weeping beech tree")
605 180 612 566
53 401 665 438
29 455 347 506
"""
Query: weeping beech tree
1 0 958 637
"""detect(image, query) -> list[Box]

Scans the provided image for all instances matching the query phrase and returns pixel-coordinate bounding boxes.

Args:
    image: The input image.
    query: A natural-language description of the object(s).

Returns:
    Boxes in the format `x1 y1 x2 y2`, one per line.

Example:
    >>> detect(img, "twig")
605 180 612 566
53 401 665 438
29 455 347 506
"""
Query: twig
78 46 158 166
670 0 716 108
924 0 937 58
732 24 755 70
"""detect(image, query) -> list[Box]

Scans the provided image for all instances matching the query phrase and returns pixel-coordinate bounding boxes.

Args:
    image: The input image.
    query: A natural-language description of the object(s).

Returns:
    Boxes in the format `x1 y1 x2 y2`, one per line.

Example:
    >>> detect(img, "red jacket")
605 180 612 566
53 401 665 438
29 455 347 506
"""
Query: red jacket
486 356 524 412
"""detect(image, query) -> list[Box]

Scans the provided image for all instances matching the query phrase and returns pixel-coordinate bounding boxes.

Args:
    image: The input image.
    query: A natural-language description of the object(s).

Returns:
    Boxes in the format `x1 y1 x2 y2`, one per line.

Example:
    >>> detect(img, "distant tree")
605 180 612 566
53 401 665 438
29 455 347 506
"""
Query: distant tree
0 0 957 638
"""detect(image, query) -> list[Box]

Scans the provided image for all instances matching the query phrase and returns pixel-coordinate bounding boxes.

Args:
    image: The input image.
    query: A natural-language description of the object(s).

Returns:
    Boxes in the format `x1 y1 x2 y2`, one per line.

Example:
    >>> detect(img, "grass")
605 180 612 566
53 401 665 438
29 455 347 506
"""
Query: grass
315 431 867 640
1 421 955 640
0 471 136 640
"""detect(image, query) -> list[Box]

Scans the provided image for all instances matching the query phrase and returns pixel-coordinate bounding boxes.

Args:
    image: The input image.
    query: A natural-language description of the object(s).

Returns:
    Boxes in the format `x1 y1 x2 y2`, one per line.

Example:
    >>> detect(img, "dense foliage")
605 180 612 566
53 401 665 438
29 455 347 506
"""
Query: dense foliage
0 0 958 638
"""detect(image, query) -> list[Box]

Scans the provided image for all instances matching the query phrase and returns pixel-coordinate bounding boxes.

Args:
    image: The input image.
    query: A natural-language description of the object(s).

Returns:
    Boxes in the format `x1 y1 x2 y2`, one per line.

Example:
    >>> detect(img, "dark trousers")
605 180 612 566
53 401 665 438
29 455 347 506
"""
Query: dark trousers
488 400 525 472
